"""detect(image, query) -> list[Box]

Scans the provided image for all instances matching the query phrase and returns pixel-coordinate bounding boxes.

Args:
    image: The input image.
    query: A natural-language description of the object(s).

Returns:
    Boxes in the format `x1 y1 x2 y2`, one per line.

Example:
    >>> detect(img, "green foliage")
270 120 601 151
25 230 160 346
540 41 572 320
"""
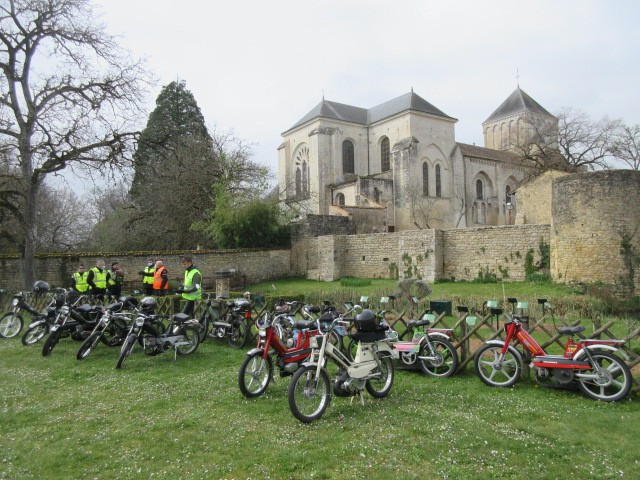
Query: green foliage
497 265 509 279
524 248 536 277
388 262 398 278
473 266 498 283
195 193 290 249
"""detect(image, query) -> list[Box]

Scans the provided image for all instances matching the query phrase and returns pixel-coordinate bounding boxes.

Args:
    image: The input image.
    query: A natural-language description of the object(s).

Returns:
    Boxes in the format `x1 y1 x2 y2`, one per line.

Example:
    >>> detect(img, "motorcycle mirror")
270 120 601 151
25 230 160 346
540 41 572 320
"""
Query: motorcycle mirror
353 304 363 314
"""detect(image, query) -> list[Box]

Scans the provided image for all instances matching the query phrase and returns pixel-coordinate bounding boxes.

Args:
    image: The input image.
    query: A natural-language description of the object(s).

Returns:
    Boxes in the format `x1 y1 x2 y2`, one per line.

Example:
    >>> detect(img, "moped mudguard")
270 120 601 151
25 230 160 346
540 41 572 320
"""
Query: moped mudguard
480 339 524 365
427 332 451 341
28 319 46 328
573 344 629 361
246 347 266 357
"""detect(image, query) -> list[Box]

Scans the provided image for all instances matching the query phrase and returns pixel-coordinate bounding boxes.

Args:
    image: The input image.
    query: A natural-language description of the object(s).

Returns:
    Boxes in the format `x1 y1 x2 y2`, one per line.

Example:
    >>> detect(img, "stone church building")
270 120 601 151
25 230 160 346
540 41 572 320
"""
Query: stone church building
278 87 558 232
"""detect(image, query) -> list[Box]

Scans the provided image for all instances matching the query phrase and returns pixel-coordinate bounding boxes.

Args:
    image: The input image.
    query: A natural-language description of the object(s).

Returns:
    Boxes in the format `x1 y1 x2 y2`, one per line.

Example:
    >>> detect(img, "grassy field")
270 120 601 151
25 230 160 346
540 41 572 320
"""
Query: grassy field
1 329 639 480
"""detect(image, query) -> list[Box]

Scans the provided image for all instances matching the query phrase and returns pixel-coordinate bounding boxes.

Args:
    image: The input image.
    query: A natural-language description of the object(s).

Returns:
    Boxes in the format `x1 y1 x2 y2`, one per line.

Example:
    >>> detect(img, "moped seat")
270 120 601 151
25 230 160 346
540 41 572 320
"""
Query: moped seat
307 306 321 314
294 320 316 331
556 325 585 335
408 319 430 329
172 313 190 323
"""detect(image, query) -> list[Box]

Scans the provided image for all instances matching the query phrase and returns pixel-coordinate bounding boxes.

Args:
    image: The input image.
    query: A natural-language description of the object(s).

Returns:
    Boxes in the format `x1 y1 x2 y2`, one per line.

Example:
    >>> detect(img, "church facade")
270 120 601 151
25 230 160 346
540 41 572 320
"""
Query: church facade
278 87 557 232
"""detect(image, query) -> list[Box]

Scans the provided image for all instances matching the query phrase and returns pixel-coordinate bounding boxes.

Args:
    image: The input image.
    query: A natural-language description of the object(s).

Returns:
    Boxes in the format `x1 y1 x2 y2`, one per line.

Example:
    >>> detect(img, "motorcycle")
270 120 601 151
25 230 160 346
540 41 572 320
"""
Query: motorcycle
116 297 200 369
200 294 252 348
22 289 87 346
42 291 102 356
76 297 137 360
238 308 321 398
287 307 394 423
0 281 52 339
473 312 633 402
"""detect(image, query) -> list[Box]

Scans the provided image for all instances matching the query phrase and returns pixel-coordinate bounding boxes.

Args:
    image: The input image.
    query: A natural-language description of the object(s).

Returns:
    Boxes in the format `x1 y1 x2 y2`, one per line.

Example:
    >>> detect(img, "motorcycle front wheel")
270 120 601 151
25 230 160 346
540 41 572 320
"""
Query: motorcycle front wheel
116 334 137 369
365 355 394 398
419 338 459 378
42 329 61 357
22 322 49 346
175 326 200 356
0 312 24 339
288 365 331 423
227 317 248 349
577 351 632 402
76 331 102 360
238 350 273 397
474 344 522 387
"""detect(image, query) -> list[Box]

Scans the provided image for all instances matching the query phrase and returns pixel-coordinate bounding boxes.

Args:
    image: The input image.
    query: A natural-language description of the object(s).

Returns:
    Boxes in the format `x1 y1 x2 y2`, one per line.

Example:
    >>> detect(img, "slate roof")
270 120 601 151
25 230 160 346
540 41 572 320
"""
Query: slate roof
284 91 456 134
456 142 523 164
483 87 555 124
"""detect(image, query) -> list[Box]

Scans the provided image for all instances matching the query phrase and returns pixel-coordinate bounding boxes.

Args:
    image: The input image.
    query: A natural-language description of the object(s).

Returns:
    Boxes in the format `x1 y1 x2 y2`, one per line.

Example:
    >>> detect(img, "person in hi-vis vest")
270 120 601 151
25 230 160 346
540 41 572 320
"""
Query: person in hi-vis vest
175 256 202 317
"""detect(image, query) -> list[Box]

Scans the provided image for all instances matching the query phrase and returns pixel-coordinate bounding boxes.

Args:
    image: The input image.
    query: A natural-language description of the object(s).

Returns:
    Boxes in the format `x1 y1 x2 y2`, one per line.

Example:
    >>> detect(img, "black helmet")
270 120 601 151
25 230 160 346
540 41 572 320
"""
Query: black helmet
140 296 157 313
354 309 378 332
33 280 50 294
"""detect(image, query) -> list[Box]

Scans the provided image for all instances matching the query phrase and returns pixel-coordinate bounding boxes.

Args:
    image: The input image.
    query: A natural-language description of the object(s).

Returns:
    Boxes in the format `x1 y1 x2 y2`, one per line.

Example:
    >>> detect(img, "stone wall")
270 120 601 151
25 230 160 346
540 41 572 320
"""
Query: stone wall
551 170 640 294
0 248 291 292
515 170 570 225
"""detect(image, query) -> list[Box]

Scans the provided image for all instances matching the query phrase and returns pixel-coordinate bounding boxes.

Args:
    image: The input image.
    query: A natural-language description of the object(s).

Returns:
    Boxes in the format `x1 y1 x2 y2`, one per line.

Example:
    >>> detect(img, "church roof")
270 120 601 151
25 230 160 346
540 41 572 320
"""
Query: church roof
284 91 456 133
483 87 555 124
456 142 522 164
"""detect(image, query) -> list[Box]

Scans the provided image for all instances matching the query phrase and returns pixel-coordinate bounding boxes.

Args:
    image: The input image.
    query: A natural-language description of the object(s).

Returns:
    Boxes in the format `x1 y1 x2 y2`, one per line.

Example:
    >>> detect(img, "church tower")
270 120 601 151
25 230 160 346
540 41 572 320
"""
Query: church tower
482 87 557 151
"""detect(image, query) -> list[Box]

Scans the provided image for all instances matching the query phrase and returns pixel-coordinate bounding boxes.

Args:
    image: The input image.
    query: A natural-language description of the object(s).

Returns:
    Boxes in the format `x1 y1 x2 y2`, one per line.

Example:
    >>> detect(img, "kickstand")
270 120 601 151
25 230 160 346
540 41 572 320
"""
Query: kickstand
350 391 365 405
174 345 177 361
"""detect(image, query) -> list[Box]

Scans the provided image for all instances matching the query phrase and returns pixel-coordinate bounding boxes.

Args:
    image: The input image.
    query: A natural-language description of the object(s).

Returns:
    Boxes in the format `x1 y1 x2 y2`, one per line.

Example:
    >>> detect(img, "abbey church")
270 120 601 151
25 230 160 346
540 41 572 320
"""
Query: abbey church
278 87 558 232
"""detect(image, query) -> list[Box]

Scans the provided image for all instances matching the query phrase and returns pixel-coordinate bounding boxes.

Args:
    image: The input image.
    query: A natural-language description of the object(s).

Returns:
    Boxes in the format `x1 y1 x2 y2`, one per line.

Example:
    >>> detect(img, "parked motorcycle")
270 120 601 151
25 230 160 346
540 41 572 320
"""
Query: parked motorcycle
76 297 137 360
0 280 51 339
473 312 632 402
238 310 321 397
116 297 200 369
287 307 394 423
200 294 251 348
22 288 87 346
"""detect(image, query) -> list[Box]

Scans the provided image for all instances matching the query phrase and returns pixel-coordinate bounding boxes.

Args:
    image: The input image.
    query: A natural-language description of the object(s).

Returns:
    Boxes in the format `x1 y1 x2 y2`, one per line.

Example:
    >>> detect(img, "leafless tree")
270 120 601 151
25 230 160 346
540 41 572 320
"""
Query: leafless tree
610 124 640 170
0 0 150 287
402 181 444 229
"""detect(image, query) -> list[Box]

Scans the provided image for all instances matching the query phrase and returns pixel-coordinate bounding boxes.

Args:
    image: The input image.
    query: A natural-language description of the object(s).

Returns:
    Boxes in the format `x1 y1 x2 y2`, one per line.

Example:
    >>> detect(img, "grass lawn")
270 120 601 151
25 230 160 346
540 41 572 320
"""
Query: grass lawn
1 328 639 480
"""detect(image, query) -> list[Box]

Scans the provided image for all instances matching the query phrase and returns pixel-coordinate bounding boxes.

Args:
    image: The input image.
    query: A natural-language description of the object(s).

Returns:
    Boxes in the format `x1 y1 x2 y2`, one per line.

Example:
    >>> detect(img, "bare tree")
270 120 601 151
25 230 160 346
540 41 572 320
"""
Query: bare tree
0 0 150 287
402 181 444 229
610 124 640 170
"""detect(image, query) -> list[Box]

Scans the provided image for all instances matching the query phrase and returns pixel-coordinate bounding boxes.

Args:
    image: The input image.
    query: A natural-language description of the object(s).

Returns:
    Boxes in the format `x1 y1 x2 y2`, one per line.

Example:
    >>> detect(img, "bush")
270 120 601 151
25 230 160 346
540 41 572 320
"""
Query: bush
340 277 372 287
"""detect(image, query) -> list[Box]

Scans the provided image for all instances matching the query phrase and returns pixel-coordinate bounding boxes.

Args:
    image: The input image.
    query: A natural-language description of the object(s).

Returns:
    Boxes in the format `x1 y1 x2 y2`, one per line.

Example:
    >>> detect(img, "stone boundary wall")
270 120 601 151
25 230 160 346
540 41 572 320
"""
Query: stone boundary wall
441 224 551 281
0 248 291 292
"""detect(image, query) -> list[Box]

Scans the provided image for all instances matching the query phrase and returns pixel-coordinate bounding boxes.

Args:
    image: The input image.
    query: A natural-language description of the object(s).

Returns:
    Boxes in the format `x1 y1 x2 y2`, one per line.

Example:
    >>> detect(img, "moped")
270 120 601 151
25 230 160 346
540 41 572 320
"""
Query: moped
199 294 251 348
287 307 394 423
473 312 632 402
238 310 321 397
1 290 51 339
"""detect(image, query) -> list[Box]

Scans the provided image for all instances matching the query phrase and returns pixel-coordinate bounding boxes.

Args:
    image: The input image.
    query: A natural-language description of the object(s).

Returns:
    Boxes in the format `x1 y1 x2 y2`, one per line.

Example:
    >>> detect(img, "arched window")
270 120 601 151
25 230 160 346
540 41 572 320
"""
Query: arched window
294 145 310 195
381 137 390 172
335 193 345 206
435 164 442 197
476 179 484 200
342 140 354 174
422 163 429 196
302 161 308 193
505 185 512 205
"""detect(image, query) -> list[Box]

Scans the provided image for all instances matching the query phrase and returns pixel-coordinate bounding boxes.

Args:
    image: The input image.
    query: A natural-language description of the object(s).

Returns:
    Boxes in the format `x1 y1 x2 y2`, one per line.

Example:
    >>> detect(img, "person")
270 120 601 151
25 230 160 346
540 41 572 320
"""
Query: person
176 256 202 317
107 261 125 300
87 259 110 300
152 260 169 296
71 263 90 294
138 259 155 295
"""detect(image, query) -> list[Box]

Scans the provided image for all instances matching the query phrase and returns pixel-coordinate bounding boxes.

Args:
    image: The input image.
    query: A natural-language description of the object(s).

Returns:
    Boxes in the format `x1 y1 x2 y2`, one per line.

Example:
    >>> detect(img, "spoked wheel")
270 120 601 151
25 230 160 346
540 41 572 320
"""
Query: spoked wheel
288 365 331 423
22 322 49 346
238 350 273 397
474 344 522 387
227 317 248 349
197 314 210 343
42 330 61 357
76 331 102 360
0 313 24 339
419 338 459 378
116 334 137 369
576 351 632 402
175 326 200 356
365 355 394 398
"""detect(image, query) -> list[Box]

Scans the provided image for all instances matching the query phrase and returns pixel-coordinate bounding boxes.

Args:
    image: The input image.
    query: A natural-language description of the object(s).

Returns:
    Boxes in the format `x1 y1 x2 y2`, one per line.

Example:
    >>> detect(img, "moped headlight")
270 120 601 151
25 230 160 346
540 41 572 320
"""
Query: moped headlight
135 317 145 326
258 328 267 337
11 298 18 306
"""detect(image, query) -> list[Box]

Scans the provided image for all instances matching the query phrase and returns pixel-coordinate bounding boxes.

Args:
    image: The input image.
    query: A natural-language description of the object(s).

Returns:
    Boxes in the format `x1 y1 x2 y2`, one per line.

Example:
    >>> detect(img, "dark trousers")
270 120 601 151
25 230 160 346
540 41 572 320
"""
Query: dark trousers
143 284 154 296
182 300 195 317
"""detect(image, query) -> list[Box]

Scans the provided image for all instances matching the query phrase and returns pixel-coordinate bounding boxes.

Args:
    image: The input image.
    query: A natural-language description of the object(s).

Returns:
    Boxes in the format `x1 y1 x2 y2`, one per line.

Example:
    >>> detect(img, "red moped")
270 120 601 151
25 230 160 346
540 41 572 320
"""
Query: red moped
473 313 632 402
238 310 320 397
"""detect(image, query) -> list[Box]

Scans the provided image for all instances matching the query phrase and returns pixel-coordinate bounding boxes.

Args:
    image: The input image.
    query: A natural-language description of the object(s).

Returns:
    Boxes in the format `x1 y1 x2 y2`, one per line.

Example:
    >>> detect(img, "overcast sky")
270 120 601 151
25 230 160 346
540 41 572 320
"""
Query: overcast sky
96 0 640 180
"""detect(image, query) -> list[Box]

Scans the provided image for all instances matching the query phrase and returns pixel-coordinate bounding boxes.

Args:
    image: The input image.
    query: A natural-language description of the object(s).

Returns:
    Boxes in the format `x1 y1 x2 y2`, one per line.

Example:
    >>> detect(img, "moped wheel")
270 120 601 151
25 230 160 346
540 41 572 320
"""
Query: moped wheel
419 338 459 378
576 351 632 402
116 334 137 369
0 313 24 339
288 365 331 423
176 326 200 356
238 350 273 397
327 331 343 352
42 330 61 357
22 323 49 346
227 317 248 349
76 332 102 360
197 314 210 343
366 355 394 398
474 344 522 387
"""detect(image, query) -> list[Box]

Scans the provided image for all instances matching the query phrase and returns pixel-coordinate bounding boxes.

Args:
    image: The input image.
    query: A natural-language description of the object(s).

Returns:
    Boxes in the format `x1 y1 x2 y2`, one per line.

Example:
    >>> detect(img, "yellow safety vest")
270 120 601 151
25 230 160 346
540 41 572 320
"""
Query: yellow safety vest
182 268 202 301
143 266 155 285
72 272 89 292
90 267 107 289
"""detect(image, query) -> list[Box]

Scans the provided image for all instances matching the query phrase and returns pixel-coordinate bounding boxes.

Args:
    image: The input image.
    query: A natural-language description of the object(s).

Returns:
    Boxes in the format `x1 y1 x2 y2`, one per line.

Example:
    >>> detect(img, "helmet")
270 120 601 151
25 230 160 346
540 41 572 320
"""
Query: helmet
33 280 50 294
140 296 157 313
354 309 379 332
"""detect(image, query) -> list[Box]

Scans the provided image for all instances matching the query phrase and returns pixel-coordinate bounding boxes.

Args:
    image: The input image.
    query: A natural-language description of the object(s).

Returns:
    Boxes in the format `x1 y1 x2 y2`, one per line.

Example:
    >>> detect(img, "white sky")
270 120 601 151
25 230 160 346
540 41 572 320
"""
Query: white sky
95 0 640 181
